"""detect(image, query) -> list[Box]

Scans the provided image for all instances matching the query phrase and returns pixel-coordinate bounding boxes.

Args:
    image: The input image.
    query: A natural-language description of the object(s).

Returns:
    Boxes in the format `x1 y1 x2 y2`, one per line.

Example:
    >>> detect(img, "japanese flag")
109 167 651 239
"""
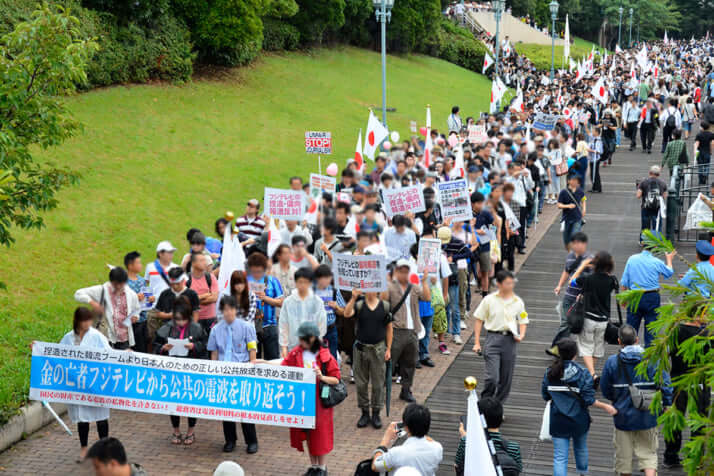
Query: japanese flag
591 77 608 105
363 110 388 160
344 215 360 239
510 89 524 113
450 146 465 179
215 220 246 314
483 52 494 74
615 44 623 53
305 198 319 225
354 129 364 170
490 77 507 113
574 62 584 83
424 105 432 168
266 217 282 259
569 58 576 72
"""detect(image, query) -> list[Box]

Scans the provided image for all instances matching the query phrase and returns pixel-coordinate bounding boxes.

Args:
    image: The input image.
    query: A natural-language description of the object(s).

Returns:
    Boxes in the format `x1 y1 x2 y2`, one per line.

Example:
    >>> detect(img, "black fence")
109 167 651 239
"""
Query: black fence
673 163 714 243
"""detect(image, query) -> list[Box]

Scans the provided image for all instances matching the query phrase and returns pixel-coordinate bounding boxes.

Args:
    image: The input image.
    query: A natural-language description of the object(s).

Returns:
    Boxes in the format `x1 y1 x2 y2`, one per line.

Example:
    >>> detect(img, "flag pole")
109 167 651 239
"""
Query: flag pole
42 401 72 436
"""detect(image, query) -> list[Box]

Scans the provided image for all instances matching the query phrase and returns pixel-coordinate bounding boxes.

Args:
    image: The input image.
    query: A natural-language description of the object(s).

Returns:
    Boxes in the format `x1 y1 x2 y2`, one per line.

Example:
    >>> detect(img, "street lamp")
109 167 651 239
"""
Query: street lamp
617 6 623 48
492 0 504 110
549 0 559 82
628 8 633 47
373 0 395 127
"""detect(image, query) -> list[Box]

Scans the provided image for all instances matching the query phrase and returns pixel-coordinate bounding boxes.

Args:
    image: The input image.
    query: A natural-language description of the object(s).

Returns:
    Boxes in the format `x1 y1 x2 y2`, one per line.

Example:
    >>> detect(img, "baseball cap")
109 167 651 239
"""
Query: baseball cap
156 241 176 253
297 321 321 339
247 199 260 208
696 240 714 256
395 258 411 269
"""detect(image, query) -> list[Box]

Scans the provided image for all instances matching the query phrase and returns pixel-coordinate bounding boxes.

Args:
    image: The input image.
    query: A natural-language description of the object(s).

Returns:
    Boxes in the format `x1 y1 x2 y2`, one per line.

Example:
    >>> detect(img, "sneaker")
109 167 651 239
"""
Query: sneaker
453 335 463 345
470 278 478 286
395 376 402 384
460 321 467 330
663 459 682 469
439 343 451 355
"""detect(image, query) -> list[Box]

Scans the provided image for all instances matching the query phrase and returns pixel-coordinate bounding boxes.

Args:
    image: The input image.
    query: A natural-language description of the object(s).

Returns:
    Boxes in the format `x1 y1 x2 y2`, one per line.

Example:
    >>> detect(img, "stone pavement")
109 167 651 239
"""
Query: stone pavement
469 11 565 46
0 208 559 476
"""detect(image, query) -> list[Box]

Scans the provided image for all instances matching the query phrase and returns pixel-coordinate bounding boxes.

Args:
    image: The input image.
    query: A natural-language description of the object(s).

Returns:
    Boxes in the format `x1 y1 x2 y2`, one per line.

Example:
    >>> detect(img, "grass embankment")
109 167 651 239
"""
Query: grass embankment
0 46 491 424
517 36 610 71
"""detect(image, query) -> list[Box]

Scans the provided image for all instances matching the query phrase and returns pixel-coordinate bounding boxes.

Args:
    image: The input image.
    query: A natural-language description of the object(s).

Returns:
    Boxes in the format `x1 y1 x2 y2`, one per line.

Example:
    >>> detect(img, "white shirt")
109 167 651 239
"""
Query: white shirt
302 350 317 369
144 260 179 308
373 436 443 476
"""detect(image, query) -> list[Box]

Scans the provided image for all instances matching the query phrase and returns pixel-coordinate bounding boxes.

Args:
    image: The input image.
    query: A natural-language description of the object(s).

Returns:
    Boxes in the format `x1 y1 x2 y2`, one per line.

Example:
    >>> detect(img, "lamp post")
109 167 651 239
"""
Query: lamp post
628 8 633 47
549 0 559 82
493 0 504 110
617 5 624 47
373 0 395 127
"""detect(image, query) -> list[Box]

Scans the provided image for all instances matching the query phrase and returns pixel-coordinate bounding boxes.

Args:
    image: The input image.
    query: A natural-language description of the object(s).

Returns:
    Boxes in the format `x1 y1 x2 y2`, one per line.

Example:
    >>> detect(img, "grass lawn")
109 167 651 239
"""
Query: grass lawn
516 36 610 71
0 46 491 424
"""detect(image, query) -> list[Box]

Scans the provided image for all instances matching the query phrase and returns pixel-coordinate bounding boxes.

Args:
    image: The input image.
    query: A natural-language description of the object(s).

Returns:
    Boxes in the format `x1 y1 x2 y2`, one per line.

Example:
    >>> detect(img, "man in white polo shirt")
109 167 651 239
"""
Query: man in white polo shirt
144 241 180 309
472 269 528 404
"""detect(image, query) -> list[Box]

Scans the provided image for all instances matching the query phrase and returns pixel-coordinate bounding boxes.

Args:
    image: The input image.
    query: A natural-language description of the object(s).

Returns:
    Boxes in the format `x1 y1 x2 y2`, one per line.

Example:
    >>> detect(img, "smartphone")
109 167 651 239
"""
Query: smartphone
395 422 407 438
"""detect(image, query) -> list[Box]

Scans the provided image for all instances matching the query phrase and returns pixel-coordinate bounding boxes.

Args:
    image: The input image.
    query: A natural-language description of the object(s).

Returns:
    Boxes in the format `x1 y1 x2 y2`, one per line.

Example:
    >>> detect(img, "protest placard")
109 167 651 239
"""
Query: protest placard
309 173 336 200
304 131 332 154
381 185 425 218
30 342 317 429
467 125 488 144
336 192 352 205
264 188 305 221
437 179 472 222
333 253 387 292
532 113 559 131
416 238 441 274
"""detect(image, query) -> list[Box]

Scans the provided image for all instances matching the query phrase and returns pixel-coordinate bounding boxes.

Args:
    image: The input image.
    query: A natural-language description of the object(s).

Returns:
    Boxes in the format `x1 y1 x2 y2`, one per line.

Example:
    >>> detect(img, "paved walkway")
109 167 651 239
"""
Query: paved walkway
428 142 694 475
0 207 559 475
469 11 565 46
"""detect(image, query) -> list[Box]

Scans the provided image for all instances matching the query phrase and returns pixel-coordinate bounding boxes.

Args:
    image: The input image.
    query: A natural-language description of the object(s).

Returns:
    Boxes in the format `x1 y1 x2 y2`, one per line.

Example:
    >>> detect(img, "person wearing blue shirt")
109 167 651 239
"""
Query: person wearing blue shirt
246 252 284 360
208 295 258 454
678 240 714 298
621 234 676 347
313 264 346 359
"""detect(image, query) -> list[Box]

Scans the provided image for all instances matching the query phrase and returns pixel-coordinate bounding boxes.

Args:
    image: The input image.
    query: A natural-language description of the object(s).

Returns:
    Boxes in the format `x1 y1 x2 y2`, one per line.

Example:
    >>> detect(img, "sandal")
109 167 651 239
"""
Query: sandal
183 433 195 446
171 433 183 445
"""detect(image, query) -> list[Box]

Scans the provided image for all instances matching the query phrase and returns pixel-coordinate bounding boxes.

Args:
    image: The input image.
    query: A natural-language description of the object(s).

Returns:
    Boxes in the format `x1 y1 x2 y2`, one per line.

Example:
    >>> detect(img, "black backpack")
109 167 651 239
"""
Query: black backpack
187 272 212 289
493 437 521 476
665 110 676 128
643 179 661 211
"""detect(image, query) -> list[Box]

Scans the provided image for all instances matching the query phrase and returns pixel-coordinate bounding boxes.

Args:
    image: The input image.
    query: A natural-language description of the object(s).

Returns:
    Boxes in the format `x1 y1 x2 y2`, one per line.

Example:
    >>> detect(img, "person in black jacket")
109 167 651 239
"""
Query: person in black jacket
153 297 208 446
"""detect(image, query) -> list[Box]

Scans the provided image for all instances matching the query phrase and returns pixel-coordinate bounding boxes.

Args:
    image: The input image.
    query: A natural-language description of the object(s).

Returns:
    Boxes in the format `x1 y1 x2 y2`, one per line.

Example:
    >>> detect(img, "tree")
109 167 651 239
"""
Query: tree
617 230 714 474
289 0 346 45
0 5 96 285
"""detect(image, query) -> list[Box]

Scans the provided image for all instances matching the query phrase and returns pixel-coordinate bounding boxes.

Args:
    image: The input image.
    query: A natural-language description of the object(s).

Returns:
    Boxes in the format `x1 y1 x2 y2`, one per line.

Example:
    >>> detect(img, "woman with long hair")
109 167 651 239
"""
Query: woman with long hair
281 321 340 476
217 271 258 323
570 250 619 385
542 338 616 476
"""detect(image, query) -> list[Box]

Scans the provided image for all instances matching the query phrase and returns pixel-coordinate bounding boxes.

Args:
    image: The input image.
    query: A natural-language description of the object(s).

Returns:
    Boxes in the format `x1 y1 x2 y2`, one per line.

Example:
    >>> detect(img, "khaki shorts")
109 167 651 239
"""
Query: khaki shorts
478 251 491 273
614 427 659 474
576 318 607 358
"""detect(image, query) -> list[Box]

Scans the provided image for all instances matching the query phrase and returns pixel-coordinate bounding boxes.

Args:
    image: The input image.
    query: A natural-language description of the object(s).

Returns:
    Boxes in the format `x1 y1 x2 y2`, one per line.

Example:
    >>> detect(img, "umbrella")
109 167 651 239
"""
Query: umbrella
385 359 393 417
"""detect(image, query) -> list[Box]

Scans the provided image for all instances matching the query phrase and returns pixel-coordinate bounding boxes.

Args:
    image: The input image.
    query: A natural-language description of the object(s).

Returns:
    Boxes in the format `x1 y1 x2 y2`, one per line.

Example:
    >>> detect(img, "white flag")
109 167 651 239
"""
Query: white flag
363 110 389 160
510 88 524 113
464 391 498 476
266 217 282 259
563 15 570 59
450 146 465 179
490 77 507 113
664 30 669 44
424 105 432 167
615 44 623 53
483 52 494 74
215 222 246 314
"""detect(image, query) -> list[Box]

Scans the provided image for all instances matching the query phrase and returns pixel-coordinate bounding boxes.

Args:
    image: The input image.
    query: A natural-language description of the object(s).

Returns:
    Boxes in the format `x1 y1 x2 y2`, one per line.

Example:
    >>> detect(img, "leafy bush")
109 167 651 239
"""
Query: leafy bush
431 20 487 73
80 0 170 26
339 0 374 48
0 0 36 35
387 0 441 53
262 18 300 51
172 0 264 66
289 0 346 45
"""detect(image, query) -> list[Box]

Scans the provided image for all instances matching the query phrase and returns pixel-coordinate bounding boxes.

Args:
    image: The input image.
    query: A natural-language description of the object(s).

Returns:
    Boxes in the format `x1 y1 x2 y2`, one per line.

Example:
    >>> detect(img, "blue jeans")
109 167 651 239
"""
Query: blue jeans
323 325 338 359
553 433 589 476
616 127 621 146
626 291 660 347
562 220 582 248
419 314 434 360
699 152 711 185
447 284 461 336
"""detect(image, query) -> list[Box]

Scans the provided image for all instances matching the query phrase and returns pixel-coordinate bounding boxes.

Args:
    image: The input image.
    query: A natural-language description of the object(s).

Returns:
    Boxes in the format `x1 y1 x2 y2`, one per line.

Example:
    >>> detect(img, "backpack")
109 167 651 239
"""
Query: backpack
493 437 521 476
643 179 661 211
187 272 212 289
665 110 676 128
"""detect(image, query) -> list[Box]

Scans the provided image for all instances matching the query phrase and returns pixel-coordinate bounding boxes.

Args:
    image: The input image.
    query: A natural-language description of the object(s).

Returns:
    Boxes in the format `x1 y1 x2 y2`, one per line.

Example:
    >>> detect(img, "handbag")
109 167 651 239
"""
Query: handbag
567 295 585 334
538 400 552 441
604 278 623 345
617 354 657 411
93 287 110 337
319 358 348 408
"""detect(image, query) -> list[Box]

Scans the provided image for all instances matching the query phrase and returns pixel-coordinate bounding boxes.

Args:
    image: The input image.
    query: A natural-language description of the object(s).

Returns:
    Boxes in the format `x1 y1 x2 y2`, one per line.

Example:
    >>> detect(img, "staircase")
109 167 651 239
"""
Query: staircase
468 9 564 46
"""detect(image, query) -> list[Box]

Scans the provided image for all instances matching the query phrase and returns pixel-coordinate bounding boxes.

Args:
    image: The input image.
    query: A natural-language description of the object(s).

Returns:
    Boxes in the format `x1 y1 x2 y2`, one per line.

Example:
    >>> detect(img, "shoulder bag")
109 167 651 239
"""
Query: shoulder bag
604 277 623 345
389 284 412 322
617 353 657 411
566 294 585 334
319 354 348 408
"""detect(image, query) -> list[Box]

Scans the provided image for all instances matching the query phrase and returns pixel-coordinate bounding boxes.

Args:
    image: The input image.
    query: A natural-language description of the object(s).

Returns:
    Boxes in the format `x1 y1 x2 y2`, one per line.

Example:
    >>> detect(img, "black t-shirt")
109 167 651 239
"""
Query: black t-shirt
575 272 618 321
557 187 585 224
355 299 392 345
670 324 708 377
638 177 667 208
695 130 714 155
156 288 200 314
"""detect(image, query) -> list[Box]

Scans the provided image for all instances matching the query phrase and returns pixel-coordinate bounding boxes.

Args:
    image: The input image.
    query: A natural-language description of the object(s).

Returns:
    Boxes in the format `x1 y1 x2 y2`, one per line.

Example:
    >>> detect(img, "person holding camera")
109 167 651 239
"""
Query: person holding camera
371 403 443 476
600 325 673 476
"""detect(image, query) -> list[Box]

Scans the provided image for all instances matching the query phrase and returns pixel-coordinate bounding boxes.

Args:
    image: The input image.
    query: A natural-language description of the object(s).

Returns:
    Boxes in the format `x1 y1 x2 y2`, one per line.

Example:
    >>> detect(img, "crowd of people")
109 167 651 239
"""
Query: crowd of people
31 35 714 476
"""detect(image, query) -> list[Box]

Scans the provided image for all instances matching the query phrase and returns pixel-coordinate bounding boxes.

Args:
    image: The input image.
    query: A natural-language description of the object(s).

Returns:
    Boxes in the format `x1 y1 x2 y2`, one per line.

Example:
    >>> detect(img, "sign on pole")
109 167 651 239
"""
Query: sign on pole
467 125 488 144
30 342 317 429
333 253 388 292
309 173 336 200
264 188 306 221
416 238 442 274
437 179 472 222
381 185 426 218
532 113 559 131
305 131 332 154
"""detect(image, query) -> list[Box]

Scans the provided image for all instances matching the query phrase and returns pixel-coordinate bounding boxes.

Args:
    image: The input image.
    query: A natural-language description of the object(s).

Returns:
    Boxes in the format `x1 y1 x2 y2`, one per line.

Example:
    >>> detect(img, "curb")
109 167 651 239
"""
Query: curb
0 402 67 453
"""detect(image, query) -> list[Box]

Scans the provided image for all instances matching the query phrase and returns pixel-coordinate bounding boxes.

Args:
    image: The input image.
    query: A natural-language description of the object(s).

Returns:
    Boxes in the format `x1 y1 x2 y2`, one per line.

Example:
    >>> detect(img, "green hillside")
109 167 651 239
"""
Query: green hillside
516 36 609 71
0 46 491 423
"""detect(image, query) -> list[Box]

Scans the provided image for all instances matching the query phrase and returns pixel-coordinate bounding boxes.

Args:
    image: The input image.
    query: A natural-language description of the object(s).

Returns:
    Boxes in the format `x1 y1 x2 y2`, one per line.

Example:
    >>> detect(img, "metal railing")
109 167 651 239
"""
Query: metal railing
673 163 714 243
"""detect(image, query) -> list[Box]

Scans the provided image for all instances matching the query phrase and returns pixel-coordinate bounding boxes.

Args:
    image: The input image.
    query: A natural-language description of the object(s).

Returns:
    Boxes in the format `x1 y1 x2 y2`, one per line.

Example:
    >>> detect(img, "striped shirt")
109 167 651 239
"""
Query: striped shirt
454 431 522 474
235 215 266 237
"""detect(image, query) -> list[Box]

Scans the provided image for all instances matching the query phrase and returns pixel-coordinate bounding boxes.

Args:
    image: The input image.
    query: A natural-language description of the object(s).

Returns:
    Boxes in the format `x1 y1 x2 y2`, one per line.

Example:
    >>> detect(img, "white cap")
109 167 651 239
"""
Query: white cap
213 461 244 476
156 241 176 253
395 258 411 269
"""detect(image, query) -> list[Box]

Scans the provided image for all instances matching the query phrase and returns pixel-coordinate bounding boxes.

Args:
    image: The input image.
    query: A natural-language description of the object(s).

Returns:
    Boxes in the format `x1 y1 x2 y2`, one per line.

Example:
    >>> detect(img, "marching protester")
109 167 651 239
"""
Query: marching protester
247 252 284 360
153 297 207 445
472 270 528 404
74 267 140 350
151 266 200 338
217 270 258 322
208 295 259 453
344 289 393 429
556 173 586 249
279 267 327 359
144 241 179 303
636 165 667 238
281 322 340 476
87 437 147 476
187 252 219 333
553 232 591 343
600 325 673 476
124 251 151 352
